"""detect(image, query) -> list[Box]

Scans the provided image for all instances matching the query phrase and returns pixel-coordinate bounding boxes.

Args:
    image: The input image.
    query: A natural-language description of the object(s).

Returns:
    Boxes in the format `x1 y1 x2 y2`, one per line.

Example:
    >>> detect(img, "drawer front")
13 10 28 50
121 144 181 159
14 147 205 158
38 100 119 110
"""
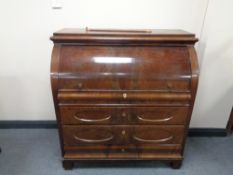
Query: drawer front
64 143 181 160
59 46 191 92
62 125 184 147
63 126 128 146
129 107 189 125
64 145 139 159
59 78 190 92
60 106 189 125
131 126 184 145
60 107 118 125
58 91 191 105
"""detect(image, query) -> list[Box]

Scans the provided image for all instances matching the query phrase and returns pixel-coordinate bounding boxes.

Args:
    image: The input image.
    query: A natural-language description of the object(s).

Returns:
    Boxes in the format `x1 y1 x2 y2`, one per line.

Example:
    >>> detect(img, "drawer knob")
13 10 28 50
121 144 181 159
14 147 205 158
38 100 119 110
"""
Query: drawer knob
167 82 173 89
123 93 127 99
121 130 126 135
75 82 83 89
121 148 125 152
122 112 126 117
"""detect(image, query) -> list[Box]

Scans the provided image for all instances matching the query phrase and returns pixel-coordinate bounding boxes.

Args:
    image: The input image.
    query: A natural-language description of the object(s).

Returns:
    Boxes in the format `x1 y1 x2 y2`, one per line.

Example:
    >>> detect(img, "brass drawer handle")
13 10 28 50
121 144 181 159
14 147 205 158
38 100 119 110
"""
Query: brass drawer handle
133 135 173 143
137 115 173 122
77 82 83 89
122 112 126 117
167 82 173 89
121 130 126 135
74 115 111 123
123 93 127 99
74 135 114 143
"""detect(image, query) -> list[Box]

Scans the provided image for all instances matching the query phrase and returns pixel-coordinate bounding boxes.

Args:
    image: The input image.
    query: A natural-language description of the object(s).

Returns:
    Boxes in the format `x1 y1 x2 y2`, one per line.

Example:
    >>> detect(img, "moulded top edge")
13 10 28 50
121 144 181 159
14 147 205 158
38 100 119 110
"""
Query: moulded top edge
53 28 195 36
50 28 198 44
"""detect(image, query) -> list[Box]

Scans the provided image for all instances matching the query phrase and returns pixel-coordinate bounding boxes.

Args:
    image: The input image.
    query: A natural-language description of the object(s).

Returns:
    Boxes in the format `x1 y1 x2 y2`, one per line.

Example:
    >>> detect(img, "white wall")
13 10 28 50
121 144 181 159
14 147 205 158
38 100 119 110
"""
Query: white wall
191 0 233 128
0 0 232 128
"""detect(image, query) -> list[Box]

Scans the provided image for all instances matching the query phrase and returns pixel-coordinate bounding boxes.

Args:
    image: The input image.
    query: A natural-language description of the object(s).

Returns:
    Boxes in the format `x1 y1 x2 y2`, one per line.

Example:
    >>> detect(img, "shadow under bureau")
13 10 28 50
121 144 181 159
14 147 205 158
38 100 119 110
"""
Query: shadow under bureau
50 28 199 170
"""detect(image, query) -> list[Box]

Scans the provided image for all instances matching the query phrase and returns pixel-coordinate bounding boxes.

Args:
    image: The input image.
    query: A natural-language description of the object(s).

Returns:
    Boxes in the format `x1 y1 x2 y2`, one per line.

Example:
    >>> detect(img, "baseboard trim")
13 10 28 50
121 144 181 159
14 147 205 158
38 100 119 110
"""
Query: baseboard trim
0 120 227 137
0 121 57 129
188 128 227 137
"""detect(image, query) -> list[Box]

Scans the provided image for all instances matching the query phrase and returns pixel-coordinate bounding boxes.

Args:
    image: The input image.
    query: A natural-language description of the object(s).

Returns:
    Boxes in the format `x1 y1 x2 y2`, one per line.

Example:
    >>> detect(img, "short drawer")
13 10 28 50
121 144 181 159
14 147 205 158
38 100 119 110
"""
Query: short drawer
128 107 189 125
60 106 189 125
131 125 184 145
63 125 127 146
62 125 184 147
60 107 118 125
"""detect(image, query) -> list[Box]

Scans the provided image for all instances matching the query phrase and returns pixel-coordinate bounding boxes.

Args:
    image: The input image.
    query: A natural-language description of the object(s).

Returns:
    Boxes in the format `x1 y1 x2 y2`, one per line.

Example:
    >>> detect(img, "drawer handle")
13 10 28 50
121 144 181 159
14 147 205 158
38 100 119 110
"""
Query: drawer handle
122 112 127 117
123 93 127 99
133 135 173 143
76 82 83 89
74 135 114 143
137 115 173 122
167 82 173 89
74 115 111 123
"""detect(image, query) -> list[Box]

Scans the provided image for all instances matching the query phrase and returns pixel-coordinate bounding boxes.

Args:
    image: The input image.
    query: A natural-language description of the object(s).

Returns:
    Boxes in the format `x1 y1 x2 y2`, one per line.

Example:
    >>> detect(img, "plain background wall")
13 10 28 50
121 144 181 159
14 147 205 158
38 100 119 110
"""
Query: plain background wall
191 0 233 128
0 0 232 128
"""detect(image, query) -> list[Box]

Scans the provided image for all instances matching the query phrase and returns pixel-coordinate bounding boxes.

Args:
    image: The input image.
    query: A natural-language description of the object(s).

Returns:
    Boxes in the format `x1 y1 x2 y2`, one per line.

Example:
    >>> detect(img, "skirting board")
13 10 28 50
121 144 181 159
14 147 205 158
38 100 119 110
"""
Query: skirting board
0 120 228 137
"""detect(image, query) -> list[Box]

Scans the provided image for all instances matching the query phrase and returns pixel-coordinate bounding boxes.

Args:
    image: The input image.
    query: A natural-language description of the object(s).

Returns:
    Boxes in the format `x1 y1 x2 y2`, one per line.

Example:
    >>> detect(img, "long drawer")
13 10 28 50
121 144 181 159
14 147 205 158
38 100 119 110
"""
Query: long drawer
63 143 182 160
62 125 184 147
59 106 189 125
58 91 191 105
59 78 190 92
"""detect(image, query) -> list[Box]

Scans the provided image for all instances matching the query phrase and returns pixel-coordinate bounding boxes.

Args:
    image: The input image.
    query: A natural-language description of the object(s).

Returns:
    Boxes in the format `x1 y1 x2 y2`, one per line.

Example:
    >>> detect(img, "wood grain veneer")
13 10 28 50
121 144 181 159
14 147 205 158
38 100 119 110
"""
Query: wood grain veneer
50 28 199 170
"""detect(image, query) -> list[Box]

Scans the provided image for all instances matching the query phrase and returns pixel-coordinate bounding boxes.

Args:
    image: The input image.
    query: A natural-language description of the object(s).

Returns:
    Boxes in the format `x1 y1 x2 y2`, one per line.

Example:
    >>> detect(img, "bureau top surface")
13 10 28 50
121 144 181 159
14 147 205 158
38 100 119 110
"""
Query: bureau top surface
51 28 198 44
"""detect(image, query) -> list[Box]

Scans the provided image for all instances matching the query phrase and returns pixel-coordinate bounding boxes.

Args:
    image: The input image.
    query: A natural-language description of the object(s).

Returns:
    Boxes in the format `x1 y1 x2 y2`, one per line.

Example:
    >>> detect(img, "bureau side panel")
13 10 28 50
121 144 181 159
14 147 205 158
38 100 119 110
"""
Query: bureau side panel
180 46 199 154
50 44 65 155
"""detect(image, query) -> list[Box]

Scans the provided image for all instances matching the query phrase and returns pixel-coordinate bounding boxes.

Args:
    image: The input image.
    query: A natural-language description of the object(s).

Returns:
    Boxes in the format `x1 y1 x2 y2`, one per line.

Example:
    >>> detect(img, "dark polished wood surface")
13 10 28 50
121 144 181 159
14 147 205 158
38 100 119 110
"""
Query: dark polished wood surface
59 106 189 125
51 28 198 45
226 107 233 135
50 28 199 170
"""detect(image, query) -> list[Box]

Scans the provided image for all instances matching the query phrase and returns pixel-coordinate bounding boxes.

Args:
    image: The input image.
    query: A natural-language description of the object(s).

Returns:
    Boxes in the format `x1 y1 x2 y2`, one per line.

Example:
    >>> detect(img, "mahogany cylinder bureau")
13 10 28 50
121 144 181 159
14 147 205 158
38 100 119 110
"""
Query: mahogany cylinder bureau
50 28 199 170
